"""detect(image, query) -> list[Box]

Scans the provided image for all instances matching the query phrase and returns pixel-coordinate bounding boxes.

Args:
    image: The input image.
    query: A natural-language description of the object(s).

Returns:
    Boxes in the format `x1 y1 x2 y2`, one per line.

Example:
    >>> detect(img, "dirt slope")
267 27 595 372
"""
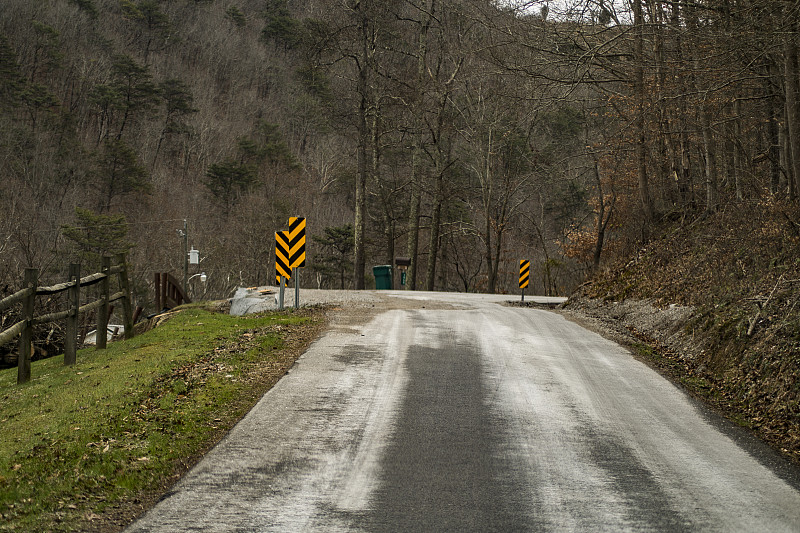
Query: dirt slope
564 201 800 463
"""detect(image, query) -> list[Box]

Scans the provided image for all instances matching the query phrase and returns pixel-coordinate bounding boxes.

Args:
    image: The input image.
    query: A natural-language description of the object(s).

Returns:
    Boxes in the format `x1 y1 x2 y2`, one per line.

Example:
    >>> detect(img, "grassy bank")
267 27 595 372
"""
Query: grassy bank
0 303 325 532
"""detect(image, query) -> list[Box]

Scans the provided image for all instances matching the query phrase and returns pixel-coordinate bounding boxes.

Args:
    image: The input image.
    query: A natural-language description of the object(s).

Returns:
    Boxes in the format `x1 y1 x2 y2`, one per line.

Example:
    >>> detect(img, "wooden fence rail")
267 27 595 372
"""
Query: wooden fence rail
0 254 134 384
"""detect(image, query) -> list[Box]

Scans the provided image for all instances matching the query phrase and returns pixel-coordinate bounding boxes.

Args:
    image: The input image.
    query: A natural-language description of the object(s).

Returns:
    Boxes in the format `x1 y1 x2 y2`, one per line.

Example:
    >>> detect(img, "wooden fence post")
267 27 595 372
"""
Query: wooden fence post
17 268 37 384
97 256 110 350
117 254 134 339
64 263 80 365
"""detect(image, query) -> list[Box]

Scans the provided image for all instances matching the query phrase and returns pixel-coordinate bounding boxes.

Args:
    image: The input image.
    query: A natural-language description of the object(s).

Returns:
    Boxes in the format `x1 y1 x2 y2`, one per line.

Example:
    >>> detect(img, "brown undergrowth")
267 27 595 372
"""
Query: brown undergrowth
572 199 800 463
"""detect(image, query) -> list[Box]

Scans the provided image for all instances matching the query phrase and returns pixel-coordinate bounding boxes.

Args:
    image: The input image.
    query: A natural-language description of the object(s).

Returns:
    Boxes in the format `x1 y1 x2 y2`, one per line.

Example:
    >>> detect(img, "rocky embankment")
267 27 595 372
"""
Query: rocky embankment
562 297 697 361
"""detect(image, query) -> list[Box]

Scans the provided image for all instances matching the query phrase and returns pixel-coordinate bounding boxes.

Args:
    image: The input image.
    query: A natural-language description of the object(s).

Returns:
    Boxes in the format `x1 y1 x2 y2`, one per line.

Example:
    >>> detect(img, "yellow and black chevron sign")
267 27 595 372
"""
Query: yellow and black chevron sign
519 259 530 289
275 231 292 283
288 217 306 268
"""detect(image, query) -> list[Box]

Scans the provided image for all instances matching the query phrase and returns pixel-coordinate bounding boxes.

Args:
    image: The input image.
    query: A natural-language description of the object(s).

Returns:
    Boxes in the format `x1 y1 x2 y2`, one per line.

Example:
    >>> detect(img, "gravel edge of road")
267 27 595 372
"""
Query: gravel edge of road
558 296 800 489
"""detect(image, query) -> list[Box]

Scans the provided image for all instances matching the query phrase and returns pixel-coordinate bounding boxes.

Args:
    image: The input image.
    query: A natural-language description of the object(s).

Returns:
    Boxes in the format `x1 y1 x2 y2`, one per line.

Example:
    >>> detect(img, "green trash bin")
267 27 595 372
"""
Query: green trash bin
372 265 393 290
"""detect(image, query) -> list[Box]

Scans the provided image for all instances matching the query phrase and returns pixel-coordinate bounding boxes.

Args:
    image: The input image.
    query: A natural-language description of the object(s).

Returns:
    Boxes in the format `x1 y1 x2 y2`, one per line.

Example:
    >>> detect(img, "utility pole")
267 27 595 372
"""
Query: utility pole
178 219 188 298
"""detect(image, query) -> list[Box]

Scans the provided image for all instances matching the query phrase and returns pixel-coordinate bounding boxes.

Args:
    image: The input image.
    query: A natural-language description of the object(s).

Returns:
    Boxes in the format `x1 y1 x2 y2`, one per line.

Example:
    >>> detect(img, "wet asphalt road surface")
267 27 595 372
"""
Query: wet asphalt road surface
125 291 800 532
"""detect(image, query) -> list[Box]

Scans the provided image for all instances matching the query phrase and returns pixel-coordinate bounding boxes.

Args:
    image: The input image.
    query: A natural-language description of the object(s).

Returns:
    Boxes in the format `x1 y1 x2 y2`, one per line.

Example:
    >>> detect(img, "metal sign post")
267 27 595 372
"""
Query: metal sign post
276 231 292 311
294 267 300 309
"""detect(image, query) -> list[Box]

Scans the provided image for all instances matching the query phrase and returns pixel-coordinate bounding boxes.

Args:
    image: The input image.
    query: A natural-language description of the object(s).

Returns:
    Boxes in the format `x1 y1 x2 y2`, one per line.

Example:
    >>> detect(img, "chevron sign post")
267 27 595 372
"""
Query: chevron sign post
519 259 530 302
275 231 292 309
274 218 306 310
288 217 306 308
275 231 292 282
288 217 306 268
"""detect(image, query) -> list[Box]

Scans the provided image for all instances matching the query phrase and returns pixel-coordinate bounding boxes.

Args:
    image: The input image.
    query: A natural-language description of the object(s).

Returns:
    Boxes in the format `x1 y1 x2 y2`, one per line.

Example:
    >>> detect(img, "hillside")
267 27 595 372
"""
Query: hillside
0 0 600 307
2 1 794 307
565 200 800 462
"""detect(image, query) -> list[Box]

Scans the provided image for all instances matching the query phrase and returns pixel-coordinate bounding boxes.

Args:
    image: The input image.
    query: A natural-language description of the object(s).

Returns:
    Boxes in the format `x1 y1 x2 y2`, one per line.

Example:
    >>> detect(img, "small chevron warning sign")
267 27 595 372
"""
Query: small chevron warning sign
519 259 530 289
275 231 292 283
288 217 306 268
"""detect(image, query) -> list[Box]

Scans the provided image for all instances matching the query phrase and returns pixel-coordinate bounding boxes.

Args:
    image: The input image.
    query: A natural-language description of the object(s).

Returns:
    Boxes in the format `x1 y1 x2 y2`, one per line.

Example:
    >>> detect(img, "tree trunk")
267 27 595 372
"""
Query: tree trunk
733 100 743 200
353 109 368 290
406 158 421 290
768 75 782 196
485 213 494 293
484 129 496 294
490 187 512 294
439 231 449 291
784 30 800 201
425 184 442 292
491 222 503 294
634 0 654 223
701 110 719 214
530 218 550 296
405 0 434 291
384 213 394 270
593 159 613 271
781 105 792 195
353 2 373 289
669 0 691 209
372 102 393 272
651 0 670 202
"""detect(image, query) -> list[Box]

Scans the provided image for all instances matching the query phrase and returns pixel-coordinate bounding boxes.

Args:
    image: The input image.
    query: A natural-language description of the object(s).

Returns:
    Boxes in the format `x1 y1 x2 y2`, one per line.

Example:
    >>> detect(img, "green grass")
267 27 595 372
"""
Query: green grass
0 305 317 531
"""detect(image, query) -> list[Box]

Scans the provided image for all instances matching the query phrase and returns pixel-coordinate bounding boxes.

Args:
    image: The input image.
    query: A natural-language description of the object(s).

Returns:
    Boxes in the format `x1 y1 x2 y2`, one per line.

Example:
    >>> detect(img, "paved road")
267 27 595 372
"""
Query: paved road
126 291 800 532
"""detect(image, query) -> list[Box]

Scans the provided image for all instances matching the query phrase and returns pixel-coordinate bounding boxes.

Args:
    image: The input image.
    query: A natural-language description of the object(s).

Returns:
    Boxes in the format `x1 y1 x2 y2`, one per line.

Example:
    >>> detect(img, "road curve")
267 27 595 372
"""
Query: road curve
125 291 800 532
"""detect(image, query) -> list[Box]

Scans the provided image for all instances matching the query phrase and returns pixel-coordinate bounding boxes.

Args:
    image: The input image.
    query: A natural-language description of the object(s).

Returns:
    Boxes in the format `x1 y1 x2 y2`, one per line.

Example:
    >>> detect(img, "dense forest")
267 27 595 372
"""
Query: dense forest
1 0 799 311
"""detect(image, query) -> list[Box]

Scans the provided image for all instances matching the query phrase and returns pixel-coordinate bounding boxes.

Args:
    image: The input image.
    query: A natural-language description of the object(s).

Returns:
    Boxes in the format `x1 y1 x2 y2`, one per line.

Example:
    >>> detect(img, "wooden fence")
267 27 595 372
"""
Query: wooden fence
0 254 134 384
